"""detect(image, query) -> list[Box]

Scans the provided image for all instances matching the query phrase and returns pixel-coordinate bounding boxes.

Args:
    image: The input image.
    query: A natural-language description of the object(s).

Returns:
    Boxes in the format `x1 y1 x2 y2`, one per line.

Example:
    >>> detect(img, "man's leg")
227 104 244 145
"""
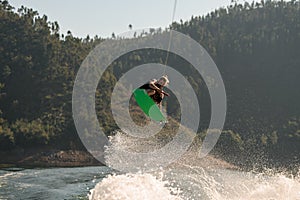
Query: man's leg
147 89 156 96
157 93 164 110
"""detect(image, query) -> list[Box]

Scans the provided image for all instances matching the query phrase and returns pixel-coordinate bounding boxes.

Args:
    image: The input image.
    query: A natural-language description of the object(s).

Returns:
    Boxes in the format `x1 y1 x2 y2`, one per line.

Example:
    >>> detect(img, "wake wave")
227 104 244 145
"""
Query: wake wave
164 165 300 200
89 173 182 200
89 131 300 200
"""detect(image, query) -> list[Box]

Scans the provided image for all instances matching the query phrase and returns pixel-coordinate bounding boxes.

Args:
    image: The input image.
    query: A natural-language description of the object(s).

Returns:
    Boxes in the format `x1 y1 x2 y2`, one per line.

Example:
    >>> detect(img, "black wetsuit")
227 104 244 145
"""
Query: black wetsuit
139 82 163 104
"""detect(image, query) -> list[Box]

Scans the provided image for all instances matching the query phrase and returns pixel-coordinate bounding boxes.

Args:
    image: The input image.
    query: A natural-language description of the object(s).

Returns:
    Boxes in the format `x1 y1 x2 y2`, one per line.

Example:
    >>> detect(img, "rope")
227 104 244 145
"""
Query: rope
163 0 178 74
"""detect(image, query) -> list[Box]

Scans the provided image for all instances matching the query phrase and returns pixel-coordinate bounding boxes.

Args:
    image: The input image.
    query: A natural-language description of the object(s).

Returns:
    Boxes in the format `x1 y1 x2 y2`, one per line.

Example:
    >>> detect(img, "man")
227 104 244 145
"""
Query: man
139 75 170 109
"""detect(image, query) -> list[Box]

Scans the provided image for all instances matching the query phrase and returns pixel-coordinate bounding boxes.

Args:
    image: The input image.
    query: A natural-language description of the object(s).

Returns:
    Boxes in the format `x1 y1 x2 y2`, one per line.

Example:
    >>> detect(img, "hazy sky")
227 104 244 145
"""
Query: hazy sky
9 0 242 38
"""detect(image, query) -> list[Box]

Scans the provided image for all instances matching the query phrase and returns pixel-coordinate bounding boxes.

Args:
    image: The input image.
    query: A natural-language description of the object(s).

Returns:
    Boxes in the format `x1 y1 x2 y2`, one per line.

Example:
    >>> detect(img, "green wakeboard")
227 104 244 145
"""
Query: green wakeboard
133 89 166 122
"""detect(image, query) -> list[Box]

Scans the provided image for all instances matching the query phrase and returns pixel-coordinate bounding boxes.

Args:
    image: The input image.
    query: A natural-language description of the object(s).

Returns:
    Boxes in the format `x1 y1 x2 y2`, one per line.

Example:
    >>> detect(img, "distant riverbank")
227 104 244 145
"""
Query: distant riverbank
0 148 239 170
0 149 102 168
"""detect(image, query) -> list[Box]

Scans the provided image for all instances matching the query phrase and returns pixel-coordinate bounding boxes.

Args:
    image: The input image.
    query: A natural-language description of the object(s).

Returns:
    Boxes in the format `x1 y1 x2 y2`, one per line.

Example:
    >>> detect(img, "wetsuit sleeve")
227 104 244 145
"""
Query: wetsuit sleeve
139 83 150 89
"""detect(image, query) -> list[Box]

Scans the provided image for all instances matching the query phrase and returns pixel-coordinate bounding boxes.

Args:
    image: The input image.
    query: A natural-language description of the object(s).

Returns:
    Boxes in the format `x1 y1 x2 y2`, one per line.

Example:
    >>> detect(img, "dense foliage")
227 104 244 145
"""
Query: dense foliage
0 0 299 168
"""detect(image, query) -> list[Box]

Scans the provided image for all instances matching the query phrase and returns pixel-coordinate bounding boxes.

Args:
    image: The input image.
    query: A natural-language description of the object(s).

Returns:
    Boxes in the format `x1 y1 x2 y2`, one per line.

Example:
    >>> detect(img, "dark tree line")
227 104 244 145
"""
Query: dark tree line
0 0 104 150
0 0 299 168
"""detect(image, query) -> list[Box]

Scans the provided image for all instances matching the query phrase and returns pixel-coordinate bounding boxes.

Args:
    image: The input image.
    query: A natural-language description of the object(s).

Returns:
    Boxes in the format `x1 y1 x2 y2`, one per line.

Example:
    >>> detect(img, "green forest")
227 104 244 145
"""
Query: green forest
0 0 299 169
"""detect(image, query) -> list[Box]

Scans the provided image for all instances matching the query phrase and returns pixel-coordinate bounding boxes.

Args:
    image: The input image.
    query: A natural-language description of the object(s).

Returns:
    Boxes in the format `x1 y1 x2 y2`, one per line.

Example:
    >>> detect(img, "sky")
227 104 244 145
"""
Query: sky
9 0 239 38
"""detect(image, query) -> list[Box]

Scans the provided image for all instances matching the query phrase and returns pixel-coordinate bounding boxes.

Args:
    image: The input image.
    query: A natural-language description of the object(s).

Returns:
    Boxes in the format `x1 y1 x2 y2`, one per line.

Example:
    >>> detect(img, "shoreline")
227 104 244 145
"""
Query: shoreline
0 149 238 170
1 149 298 173
0 149 103 169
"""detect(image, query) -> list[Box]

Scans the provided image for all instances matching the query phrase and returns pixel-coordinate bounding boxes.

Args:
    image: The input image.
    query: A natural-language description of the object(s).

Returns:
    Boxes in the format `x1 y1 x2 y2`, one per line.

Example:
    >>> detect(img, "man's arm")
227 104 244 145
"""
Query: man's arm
149 81 170 96
149 81 162 93
161 91 170 96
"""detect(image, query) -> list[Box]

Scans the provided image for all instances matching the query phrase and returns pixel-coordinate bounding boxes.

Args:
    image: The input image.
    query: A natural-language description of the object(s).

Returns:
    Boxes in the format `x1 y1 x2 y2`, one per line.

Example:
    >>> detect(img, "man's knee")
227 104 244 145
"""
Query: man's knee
147 89 156 96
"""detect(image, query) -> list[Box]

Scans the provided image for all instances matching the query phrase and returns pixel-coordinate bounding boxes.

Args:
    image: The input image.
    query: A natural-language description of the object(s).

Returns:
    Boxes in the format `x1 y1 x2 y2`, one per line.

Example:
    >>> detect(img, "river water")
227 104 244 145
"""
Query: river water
0 166 111 199
1 165 300 200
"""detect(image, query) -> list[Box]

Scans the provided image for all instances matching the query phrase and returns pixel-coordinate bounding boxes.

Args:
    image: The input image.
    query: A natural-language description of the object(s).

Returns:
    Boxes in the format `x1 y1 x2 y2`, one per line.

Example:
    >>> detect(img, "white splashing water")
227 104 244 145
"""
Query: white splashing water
230 173 300 200
164 165 300 200
89 173 182 200
89 131 300 200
